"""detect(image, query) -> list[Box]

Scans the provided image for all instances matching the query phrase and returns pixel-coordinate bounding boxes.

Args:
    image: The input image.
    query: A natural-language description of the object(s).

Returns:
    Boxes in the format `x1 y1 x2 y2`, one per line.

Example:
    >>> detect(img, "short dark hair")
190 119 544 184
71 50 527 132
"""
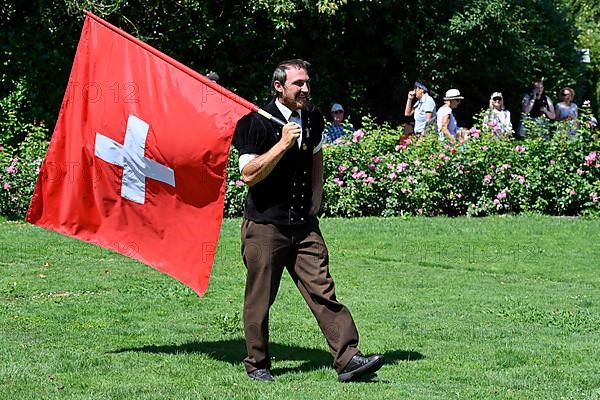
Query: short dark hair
271 59 310 97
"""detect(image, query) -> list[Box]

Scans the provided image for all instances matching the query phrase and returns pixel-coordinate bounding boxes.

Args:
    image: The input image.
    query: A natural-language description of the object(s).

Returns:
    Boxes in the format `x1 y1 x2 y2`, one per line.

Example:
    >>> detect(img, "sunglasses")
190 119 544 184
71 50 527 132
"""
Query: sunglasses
493 97 503 101
333 110 344 114
562 92 571 96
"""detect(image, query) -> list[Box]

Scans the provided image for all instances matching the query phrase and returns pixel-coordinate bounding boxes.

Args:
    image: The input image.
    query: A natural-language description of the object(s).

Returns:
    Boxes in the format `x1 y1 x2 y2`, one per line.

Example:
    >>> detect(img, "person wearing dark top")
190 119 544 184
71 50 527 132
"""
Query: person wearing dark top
522 79 556 120
232 59 384 383
518 79 556 137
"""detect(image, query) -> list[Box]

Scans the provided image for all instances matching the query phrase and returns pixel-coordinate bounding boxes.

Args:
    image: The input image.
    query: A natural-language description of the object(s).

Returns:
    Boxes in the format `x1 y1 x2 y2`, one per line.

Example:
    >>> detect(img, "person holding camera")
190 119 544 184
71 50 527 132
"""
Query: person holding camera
522 79 556 120
518 79 555 137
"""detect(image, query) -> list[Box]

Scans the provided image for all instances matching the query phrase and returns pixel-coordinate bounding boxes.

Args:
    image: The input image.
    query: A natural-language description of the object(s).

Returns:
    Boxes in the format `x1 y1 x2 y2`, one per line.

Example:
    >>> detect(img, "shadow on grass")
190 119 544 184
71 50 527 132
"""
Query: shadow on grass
112 339 424 376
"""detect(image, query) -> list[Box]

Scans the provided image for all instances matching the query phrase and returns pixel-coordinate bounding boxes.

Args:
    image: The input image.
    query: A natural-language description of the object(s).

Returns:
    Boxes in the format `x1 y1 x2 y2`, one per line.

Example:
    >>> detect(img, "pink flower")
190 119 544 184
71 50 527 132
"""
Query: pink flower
481 145 489 151
401 187 408 193
496 188 508 200
413 159 421 167
333 177 344 186
338 165 348 173
372 156 381 164
493 199 501 206
3 182 10 190
417 208 423 214
235 180 244 187
591 193 598 203
365 177 375 184
6 157 18 174
395 144 402 152
389 172 397 181
517 175 525 184
569 189 576 196
483 175 492 185
456 193 462 198
407 175 415 184
352 170 367 179
470 127 480 138
549 160 555 165
368 163 376 171
514 145 526 153
352 129 365 143
0 145 4 152
397 162 408 172
386 163 394 170
438 153 450 162
585 151 597 166
577 168 584 175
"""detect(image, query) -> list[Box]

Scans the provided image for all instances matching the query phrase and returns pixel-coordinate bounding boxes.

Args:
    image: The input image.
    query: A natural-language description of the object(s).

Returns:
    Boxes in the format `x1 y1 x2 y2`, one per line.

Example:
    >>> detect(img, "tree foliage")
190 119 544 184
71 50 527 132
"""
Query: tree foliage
0 0 596 137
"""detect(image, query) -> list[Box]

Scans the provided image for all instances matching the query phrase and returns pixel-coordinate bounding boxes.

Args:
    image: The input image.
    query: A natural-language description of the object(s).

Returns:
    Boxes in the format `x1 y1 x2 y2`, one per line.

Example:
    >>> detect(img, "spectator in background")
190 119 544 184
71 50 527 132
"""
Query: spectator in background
555 86 578 122
555 86 578 137
483 92 512 137
404 80 436 136
522 79 555 120
206 71 220 82
437 88 465 144
519 79 555 137
324 103 354 144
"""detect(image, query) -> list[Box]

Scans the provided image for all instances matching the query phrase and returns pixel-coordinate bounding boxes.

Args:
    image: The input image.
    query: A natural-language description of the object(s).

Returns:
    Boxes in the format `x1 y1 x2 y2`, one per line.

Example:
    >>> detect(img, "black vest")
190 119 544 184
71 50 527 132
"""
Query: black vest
232 99 325 225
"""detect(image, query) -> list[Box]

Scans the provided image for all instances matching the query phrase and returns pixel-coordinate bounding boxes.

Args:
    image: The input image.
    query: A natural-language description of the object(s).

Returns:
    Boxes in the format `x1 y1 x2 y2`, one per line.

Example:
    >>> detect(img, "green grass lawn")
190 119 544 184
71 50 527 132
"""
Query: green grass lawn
1 216 599 399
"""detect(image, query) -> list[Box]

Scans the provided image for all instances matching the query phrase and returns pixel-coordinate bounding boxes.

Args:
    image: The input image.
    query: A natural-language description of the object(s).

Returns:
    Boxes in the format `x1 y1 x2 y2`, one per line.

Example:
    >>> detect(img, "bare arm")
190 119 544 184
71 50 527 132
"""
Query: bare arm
440 114 455 143
241 122 300 187
404 90 415 117
543 99 556 120
309 150 323 216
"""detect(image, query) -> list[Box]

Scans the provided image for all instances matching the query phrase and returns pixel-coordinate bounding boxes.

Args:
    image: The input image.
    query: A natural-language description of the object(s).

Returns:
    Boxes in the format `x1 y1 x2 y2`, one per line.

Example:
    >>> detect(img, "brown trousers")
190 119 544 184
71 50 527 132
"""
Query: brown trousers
240 218 359 373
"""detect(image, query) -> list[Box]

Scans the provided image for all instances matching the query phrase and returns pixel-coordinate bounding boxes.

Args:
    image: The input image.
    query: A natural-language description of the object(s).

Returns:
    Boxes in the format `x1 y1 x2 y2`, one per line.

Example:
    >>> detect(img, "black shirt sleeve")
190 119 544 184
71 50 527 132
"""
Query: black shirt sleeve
309 107 325 148
232 112 272 155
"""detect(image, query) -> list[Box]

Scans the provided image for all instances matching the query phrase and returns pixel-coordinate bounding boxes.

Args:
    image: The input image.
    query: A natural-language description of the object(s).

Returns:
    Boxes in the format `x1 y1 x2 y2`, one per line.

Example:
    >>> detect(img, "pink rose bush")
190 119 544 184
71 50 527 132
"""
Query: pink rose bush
1 129 49 219
8 114 598 220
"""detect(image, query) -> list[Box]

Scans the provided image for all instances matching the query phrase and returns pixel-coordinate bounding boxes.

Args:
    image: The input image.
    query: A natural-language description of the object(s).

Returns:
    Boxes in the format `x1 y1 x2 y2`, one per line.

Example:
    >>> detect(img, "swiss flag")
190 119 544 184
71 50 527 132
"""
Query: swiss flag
26 12 254 296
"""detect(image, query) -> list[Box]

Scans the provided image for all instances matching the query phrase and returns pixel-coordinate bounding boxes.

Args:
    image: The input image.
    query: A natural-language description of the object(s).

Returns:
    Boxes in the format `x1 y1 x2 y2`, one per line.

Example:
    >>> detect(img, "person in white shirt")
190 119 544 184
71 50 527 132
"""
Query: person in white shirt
404 80 436 135
437 88 464 143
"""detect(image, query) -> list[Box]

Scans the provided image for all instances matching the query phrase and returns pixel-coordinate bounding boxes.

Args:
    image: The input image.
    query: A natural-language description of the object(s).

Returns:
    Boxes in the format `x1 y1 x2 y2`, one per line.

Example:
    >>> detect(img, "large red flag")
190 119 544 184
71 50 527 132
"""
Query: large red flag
26 12 257 296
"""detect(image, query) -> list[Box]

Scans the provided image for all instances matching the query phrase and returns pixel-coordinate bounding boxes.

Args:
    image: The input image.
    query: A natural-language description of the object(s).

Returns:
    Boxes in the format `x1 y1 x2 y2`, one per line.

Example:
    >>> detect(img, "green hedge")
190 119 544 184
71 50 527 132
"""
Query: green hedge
227 114 600 218
2 114 599 219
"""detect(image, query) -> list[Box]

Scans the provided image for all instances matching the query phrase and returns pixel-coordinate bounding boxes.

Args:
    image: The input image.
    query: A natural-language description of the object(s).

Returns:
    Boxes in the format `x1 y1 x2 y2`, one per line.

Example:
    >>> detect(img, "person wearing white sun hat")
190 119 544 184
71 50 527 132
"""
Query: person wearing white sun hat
437 88 465 143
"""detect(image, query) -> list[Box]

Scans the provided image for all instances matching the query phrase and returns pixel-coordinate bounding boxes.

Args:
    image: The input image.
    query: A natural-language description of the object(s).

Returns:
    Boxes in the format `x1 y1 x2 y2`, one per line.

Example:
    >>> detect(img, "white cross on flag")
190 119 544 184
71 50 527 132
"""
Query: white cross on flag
26 12 256 296
94 114 176 204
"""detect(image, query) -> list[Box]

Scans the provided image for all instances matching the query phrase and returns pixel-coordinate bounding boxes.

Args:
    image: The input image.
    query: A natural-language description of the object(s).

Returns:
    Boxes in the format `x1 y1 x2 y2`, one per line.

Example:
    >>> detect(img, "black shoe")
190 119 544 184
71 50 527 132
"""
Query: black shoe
247 369 274 382
338 353 384 382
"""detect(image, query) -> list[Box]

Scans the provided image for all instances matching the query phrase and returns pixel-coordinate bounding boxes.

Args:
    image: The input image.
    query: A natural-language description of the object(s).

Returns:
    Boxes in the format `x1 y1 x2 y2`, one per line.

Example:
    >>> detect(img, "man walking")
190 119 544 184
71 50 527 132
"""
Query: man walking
232 59 384 382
